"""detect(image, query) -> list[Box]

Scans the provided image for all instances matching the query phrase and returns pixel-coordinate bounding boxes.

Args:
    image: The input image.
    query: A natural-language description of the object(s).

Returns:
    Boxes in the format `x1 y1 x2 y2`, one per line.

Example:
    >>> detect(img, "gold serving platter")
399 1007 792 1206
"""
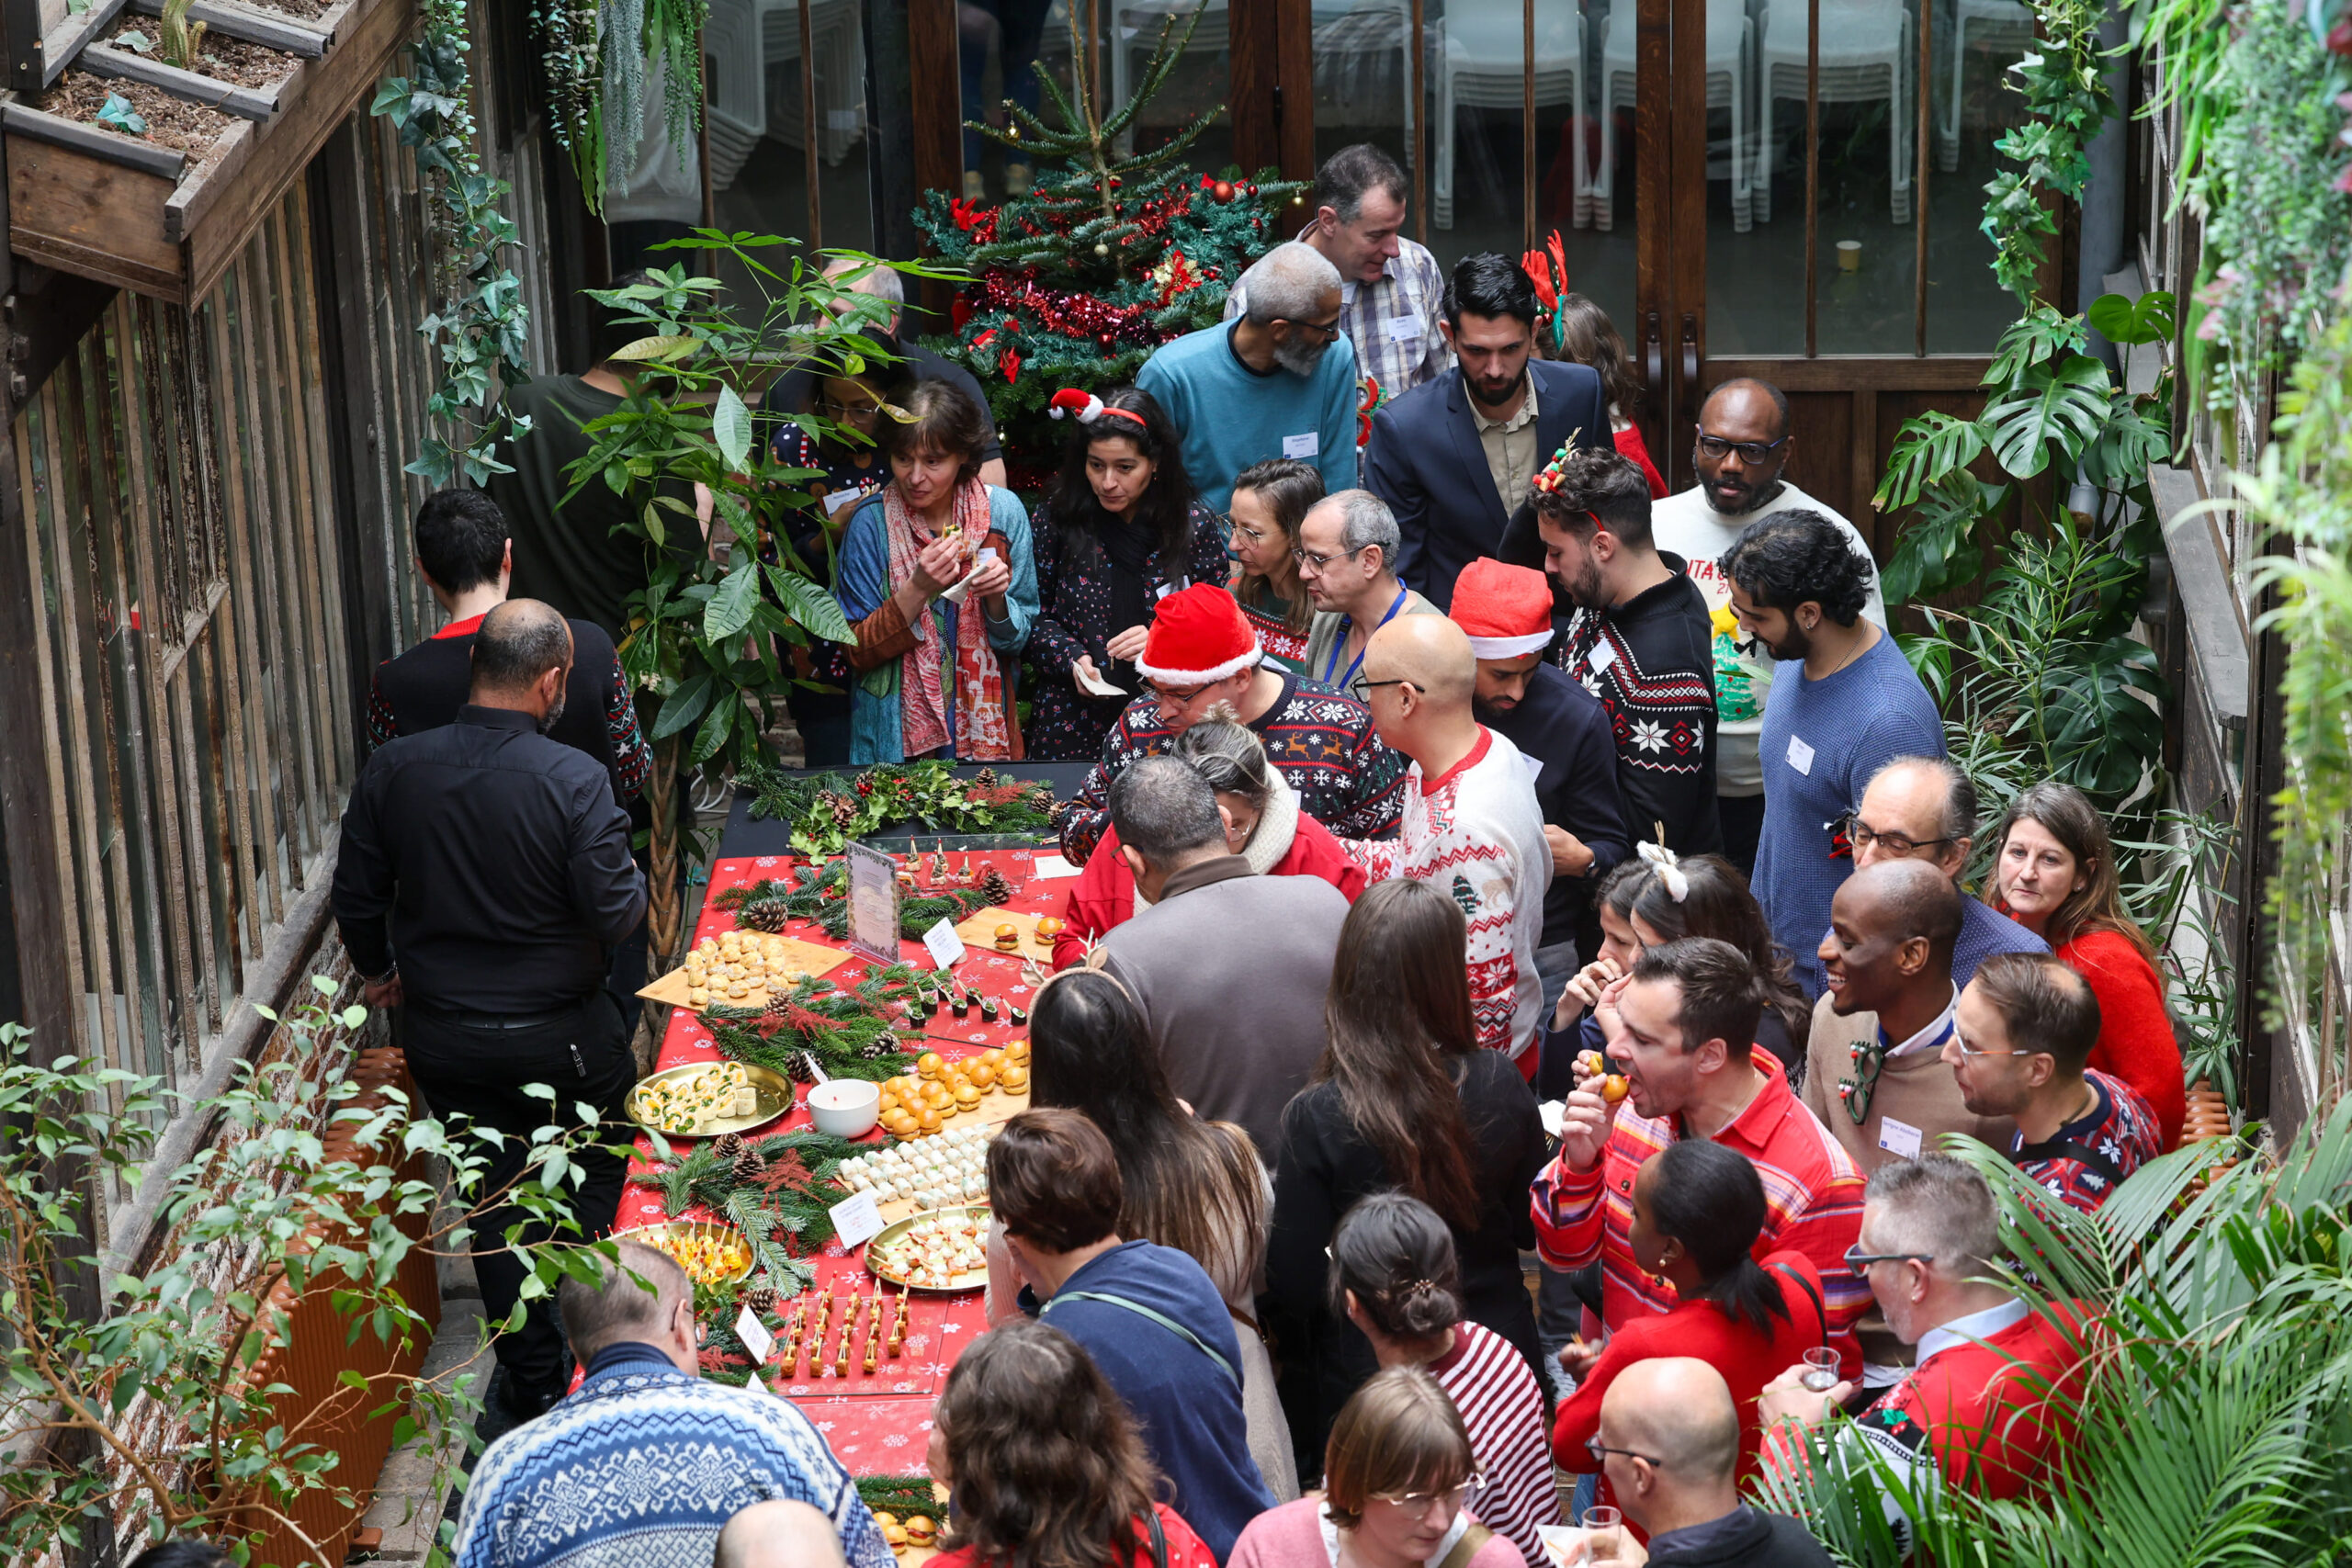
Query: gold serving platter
628 1060 797 1138
618 1219 756 1286
864 1203 991 1292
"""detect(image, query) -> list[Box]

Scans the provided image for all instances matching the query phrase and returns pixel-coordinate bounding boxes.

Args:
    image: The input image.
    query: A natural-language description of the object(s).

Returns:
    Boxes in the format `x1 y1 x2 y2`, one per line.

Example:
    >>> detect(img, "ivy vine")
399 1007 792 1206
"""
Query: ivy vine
1978 0 2111 302
371 0 534 487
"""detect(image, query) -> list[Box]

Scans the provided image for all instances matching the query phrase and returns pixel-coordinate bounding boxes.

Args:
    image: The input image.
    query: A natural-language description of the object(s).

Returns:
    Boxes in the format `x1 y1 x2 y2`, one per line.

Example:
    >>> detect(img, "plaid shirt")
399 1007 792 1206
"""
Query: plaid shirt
1532 1053 1871 1373
1226 228 1453 402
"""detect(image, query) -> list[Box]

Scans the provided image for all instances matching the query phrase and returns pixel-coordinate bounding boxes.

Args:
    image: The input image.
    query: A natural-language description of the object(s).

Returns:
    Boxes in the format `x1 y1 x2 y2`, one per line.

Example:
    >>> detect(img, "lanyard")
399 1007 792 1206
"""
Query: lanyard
1323 586 1410 691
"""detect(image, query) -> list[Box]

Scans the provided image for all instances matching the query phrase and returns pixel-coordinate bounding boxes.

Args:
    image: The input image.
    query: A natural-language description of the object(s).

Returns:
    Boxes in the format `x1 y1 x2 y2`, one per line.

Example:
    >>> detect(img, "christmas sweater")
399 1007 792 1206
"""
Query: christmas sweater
2011 1067 2162 1214
1057 672 1408 863
1552 553 1723 855
1340 728 1553 1060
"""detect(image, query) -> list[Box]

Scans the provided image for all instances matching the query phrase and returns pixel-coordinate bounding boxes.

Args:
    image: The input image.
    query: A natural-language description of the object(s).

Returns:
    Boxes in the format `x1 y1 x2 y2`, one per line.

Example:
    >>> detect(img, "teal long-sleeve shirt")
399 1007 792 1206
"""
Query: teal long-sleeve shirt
1136 320 1360 513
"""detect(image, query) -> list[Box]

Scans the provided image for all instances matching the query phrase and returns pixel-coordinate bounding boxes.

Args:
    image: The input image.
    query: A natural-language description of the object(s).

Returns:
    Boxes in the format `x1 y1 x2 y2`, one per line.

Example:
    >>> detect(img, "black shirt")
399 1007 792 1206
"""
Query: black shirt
491 375 681 641
1480 660 1632 953
333 705 646 1012
1646 1506 1834 1568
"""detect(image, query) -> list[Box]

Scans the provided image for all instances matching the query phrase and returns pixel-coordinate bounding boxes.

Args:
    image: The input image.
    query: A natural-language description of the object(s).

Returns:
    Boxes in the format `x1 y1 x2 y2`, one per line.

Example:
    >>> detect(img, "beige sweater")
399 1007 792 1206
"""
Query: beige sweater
1802 996 2016 1175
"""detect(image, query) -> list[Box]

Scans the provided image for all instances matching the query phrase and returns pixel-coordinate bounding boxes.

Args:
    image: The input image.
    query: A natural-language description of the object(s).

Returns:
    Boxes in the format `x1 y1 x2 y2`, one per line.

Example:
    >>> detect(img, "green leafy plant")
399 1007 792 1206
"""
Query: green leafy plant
696 964 926 1083
0 985 617 1565
563 243 949 966
157 0 206 69
371 0 533 486
1979 0 2113 301
632 1127 869 1284
1758 1117 2352 1566
742 760 1060 859
729 861 1013 942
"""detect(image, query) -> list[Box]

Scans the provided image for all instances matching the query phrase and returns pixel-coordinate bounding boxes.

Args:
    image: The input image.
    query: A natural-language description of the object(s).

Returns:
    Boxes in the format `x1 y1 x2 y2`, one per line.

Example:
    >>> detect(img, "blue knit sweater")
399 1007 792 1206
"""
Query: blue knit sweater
454 1342 891 1568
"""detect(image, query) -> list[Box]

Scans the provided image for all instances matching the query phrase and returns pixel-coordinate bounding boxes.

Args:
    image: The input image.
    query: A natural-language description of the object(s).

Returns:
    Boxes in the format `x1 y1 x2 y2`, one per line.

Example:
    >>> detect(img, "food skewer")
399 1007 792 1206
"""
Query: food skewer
863 1292 882 1374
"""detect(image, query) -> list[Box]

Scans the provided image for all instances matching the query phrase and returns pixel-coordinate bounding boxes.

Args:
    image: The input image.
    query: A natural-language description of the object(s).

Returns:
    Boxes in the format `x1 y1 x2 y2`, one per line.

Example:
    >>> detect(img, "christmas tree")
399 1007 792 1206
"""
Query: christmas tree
913 6 1309 488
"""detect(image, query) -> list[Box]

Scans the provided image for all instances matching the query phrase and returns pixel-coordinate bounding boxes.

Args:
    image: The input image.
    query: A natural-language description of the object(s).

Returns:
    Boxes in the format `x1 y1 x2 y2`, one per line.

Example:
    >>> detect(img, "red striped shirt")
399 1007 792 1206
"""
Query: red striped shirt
1530 1054 1871 1374
1428 1321 1558 1564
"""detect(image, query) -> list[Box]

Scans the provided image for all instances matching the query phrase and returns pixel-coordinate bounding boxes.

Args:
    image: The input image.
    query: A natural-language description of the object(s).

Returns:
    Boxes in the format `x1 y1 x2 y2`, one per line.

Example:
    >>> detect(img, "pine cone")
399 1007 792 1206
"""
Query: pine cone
974 767 999 788
732 1149 769 1184
711 1133 747 1161
738 899 790 933
826 793 858 828
859 1038 898 1060
745 1284 779 1315
980 869 1014 906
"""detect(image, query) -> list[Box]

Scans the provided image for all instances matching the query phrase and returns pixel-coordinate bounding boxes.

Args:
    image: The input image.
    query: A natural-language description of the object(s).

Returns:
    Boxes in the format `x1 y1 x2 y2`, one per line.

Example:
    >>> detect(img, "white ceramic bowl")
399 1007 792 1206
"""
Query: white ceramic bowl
807 1078 882 1138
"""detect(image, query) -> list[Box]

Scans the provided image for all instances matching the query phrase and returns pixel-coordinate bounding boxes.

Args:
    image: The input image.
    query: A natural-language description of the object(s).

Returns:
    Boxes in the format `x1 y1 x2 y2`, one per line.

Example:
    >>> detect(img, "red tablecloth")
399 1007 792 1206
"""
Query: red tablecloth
626 844 1079 1473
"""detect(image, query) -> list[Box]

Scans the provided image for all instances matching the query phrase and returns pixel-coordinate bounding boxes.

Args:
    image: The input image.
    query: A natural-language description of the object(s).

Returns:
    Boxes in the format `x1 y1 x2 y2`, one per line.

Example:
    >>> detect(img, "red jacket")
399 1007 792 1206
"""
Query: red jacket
1555 1250 1830 1524
1052 814 1368 969
1767 1300 2094 1503
2057 929 2185 1150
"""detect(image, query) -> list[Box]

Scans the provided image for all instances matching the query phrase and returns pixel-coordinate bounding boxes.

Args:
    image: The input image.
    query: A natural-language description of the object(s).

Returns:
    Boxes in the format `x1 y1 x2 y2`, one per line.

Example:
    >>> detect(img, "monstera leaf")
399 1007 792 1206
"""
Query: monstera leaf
1985 355 2113 478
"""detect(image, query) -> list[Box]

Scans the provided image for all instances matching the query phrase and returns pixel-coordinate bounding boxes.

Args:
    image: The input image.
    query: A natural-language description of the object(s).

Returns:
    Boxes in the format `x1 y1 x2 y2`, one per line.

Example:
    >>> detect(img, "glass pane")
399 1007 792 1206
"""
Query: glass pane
1089 0 1238 180
700 0 878 260
1925 0 2030 351
1713 0 1920 353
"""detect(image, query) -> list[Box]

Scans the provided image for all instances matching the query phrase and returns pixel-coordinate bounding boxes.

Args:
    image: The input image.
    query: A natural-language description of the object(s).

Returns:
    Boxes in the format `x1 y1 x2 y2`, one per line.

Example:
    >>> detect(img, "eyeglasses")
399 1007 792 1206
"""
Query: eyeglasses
816 398 881 420
1695 433 1790 465
1949 1031 2036 1061
1838 1041 1884 1125
1845 1245 1936 1276
1584 1438 1661 1467
1359 678 1419 694
1365 1474 1484 1517
1146 681 1211 705
1280 316 1345 342
1844 816 1957 857
1291 544 1366 570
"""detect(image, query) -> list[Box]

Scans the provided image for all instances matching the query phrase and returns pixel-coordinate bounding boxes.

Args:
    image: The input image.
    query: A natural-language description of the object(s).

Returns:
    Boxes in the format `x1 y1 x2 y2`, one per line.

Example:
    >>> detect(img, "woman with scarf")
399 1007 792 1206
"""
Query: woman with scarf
1049 715 1367 968
1023 386 1227 761
838 378 1038 762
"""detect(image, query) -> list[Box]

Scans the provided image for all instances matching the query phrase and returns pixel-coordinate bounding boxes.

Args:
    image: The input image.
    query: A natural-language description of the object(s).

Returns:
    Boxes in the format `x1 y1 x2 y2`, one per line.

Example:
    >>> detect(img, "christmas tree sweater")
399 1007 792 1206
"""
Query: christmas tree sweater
1340 728 1553 1062
1057 672 1408 863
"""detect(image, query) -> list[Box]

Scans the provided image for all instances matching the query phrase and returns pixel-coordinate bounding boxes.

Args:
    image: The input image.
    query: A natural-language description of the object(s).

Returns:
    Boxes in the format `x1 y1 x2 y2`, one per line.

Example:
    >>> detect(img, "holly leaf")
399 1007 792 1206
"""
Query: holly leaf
703 563 761 643
712 384 752 474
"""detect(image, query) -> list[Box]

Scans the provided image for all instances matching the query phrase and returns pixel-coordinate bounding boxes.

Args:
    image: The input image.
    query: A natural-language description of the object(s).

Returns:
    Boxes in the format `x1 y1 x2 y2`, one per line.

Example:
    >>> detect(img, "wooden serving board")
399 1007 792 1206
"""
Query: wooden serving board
638 935 849 1007
951 905 1057 961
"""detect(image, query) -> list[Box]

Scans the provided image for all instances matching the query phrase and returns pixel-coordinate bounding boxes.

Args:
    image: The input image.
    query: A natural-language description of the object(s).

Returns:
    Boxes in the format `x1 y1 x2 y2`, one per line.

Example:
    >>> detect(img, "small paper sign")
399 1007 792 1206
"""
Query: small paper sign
831 1189 887 1249
736 1305 775 1365
845 841 902 965
922 917 968 972
1030 853 1081 879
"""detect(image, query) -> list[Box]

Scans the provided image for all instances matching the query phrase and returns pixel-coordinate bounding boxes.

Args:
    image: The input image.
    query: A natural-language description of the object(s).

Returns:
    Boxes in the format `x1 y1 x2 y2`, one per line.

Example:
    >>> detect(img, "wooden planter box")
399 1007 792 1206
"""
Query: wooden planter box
3 0 415 307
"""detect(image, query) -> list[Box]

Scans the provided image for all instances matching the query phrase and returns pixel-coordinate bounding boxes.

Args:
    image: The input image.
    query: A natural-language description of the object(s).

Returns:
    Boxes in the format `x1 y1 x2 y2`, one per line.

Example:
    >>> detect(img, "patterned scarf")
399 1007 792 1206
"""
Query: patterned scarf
882 478 1011 760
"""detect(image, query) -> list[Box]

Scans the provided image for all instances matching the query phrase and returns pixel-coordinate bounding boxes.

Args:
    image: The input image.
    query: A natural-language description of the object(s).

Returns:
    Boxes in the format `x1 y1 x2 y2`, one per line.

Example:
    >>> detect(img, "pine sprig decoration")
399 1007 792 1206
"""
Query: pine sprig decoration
634 1129 868 1268
783 862 1000 942
699 965 923 1082
741 760 1058 858
856 1477 946 1523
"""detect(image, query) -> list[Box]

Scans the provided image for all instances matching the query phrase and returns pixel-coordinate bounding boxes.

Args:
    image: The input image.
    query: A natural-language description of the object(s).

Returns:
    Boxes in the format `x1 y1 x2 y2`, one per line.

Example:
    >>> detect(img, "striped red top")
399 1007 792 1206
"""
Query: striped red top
1427 1321 1558 1564
1530 1055 1871 1374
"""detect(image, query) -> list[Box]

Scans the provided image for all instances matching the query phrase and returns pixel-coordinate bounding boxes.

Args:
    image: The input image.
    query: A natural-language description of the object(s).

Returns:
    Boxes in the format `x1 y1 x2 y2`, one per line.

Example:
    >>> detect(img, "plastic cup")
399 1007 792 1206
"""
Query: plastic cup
1802 1347 1842 1392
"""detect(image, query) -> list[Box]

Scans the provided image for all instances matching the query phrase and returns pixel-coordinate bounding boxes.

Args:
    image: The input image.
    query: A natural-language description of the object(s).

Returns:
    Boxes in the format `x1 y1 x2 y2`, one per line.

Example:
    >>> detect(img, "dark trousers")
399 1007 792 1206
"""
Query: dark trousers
1719 791 1767 882
401 994 636 1409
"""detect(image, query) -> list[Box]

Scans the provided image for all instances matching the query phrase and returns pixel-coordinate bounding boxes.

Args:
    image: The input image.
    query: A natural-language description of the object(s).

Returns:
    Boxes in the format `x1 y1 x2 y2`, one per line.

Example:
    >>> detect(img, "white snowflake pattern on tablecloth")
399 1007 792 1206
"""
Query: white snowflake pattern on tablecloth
922 1361 950 1377
816 1419 836 1432
789 1384 813 1395
941 1321 964 1334
893 1382 916 1393
757 856 778 866
881 1434 910 1448
918 1418 934 1431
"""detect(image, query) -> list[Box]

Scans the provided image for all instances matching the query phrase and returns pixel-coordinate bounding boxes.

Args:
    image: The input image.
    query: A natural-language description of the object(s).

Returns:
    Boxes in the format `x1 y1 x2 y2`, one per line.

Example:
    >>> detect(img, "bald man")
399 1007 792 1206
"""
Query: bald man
715 1501 852 1568
1340 615 1553 1065
1803 859 2013 1181
334 597 647 1424
1594 1359 1833 1566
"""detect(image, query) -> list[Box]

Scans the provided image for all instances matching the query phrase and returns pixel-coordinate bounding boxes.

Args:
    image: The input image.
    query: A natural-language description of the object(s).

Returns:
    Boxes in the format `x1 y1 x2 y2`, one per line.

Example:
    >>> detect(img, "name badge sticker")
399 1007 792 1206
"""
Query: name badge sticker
1878 1117 1924 1161
1786 734 1816 776
1283 432 1320 459
1385 314 1422 342
1586 640 1618 674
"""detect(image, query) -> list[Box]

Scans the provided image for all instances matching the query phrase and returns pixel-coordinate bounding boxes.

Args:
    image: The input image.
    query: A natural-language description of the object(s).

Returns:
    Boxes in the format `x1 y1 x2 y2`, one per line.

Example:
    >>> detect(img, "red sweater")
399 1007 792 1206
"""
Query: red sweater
1053 816 1368 969
930 1504 1216 1568
1614 423 1668 499
1555 1250 1829 1526
2056 929 2184 1150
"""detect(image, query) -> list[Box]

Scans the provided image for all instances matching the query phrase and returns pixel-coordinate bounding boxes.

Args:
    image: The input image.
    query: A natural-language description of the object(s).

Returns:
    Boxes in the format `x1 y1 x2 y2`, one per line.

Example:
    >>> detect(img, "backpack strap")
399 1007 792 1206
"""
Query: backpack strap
1042 1291 1241 1391
1435 1522 1493 1568
1769 1260 1830 1348
1146 1506 1168 1568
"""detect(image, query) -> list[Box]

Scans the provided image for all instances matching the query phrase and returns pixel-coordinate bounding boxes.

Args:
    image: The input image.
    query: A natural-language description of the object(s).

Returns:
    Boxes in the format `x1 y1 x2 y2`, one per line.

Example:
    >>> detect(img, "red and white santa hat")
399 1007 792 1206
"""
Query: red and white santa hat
1135 583 1263 686
1047 387 1148 431
1450 558 1556 659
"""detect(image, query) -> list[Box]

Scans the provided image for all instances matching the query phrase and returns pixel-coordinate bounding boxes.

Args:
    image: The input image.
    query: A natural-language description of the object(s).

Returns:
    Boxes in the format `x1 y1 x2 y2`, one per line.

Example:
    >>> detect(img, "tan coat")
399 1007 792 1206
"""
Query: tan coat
1802 995 2016 1175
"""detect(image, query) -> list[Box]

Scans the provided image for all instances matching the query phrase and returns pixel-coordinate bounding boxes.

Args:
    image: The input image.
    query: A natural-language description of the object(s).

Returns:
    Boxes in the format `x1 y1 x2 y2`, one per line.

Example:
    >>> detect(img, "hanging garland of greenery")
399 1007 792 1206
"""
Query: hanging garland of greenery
371 0 534 488
719 864 1015 943
533 0 604 195
743 760 1060 859
562 0 709 211
1977 0 2111 302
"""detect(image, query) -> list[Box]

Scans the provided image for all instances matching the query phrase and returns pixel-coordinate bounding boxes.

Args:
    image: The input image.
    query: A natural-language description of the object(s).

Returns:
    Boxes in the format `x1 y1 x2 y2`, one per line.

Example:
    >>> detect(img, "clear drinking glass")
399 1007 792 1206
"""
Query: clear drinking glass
1802 1347 1842 1391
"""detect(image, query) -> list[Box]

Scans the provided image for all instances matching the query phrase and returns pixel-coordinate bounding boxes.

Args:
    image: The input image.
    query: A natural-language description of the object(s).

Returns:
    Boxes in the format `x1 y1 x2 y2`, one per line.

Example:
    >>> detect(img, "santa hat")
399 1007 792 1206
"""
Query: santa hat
1135 583 1263 686
1047 387 1148 431
1450 558 1555 659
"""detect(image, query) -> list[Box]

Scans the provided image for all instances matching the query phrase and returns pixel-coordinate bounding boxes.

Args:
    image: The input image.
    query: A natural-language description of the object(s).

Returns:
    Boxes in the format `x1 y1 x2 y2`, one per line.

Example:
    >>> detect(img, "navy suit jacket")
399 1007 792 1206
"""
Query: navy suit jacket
1363 358 1611 610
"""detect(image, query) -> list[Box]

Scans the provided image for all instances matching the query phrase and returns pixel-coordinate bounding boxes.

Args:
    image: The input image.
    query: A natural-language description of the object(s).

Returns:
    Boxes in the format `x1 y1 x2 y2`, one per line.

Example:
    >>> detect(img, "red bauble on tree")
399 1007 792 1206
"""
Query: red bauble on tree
1211 180 1235 203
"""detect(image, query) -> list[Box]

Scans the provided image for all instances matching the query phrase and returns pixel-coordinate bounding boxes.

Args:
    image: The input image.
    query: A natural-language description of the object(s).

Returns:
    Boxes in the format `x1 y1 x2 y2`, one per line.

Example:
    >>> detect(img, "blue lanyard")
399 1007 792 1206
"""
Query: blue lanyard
1323 586 1410 691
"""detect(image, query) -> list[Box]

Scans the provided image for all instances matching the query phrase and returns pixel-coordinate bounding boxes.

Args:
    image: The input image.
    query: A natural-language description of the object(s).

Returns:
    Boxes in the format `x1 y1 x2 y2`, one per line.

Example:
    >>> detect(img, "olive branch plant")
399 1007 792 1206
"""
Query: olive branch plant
0 986 636 1565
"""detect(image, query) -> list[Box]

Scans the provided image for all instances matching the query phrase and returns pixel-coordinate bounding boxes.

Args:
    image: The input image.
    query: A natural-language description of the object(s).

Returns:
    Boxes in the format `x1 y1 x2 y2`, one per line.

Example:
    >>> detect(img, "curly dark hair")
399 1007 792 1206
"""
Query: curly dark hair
1044 386 1199 577
934 1317 1165 1568
1719 509 1874 626
1629 853 1812 1055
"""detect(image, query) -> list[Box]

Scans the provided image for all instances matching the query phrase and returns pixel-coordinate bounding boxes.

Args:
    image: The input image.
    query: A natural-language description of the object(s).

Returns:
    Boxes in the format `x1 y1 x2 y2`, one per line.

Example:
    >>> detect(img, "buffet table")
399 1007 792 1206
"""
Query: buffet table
623 775 1087 1476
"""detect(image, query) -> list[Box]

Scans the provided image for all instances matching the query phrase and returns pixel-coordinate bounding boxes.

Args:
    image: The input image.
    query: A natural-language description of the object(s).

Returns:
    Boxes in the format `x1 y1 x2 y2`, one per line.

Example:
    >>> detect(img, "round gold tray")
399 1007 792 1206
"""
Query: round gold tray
616 1219 757 1285
628 1060 796 1139
864 1203 991 1292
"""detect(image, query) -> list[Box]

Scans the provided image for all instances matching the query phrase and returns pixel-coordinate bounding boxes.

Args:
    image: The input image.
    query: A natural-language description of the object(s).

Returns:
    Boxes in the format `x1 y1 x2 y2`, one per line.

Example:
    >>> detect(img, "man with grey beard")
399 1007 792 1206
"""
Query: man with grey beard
1138 241 1361 512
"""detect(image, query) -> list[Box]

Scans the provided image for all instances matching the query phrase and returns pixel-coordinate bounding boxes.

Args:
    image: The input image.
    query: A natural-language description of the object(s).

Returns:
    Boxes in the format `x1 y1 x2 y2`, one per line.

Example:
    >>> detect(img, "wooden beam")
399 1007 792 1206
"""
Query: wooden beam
1699 355 1993 391
908 0 957 213
25 0 135 90
1 100 188 178
81 43 284 122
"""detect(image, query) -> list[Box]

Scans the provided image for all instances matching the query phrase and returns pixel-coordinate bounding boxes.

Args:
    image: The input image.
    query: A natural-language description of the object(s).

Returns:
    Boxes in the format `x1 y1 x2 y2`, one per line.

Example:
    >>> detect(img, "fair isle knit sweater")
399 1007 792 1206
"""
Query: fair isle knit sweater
1342 728 1553 1060
455 1342 891 1568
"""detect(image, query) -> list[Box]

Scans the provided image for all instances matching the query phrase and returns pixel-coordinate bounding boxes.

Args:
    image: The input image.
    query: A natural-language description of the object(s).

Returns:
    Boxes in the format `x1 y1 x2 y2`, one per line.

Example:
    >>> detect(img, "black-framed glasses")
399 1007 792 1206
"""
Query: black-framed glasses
1844 816 1957 857
1695 433 1790 464
1145 680 1212 705
1838 1042 1885 1126
1845 1245 1936 1277
1290 544 1366 570
1360 678 1419 694
1279 315 1345 342
1585 1437 1661 1467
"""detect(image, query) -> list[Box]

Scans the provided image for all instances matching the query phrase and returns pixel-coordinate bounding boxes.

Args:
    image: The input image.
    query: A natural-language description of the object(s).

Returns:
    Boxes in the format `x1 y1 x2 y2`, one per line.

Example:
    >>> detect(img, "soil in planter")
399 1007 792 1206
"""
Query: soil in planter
105 21 302 90
214 0 333 18
44 71 238 162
